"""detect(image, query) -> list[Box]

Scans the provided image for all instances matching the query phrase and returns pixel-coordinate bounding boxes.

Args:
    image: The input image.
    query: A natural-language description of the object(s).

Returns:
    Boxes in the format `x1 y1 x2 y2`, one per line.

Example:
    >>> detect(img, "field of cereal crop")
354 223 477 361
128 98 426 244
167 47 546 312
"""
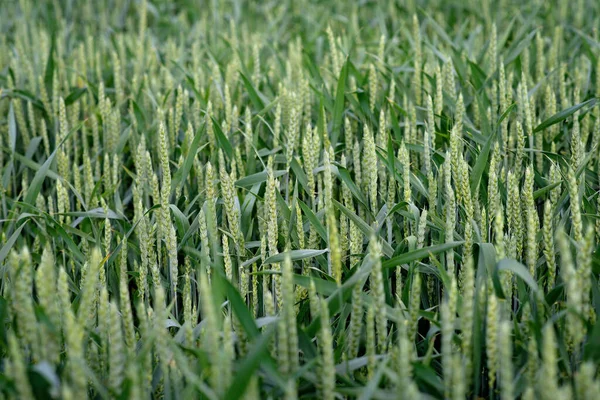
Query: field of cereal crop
1 1 600 398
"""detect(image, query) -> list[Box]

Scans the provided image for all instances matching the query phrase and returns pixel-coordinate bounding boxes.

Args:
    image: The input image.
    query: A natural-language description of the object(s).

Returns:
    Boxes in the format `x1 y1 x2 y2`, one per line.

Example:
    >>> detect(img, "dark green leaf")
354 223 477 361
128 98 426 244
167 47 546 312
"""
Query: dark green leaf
330 58 348 145
235 170 286 188
224 326 276 400
171 126 207 192
533 98 597 133
382 242 465 270
64 87 87 106
239 71 265 111
263 249 328 265
44 35 55 94
0 221 28 265
493 258 539 299
211 116 233 159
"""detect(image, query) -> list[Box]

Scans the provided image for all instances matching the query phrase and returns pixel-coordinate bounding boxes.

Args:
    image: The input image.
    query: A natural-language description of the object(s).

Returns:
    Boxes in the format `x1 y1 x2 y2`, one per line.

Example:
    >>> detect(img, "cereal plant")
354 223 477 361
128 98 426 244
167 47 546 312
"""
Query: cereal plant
1 0 600 399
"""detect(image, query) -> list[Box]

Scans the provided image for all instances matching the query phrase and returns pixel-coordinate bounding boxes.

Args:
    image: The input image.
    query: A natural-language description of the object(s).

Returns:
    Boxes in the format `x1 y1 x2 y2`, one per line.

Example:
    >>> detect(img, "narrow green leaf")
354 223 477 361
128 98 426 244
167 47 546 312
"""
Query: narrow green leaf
290 157 308 192
224 326 276 400
533 98 597 133
64 87 87 106
263 249 328 265
43 214 85 263
413 363 444 398
470 129 496 193
239 71 265 111
0 89 46 117
382 242 464 270
24 151 56 206
222 277 260 338
171 126 207 192
330 58 348 146
504 29 538 65
235 170 286 188
533 181 561 200
8 103 16 152
298 200 327 242
169 204 190 238
24 121 80 205
493 258 538 299
44 35 55 94
0 221 28 265
497 102 517 126
67 208 122 219
332 164 368 208
211 116 233 159
333 200 393 257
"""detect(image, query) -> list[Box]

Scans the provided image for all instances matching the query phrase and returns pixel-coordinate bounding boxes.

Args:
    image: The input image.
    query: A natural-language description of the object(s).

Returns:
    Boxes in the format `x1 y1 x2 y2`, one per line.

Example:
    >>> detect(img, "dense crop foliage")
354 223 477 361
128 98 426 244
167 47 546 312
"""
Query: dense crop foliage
2 0 600 398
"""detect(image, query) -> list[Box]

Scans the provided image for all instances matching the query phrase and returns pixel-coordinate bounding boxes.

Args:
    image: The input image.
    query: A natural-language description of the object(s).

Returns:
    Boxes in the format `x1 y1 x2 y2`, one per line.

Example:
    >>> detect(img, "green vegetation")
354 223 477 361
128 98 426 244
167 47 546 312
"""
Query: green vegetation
2 0 600 398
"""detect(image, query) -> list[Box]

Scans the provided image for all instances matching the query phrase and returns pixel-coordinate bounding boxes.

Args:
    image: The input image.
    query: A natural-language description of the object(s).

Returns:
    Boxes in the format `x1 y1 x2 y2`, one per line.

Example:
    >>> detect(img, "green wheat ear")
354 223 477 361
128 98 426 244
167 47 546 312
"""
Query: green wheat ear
7 330 35 400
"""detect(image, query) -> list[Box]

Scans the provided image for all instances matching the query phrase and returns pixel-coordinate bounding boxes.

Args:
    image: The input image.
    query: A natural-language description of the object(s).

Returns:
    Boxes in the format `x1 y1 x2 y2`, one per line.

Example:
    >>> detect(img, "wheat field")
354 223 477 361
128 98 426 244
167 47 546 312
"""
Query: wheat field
1 0 600 399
